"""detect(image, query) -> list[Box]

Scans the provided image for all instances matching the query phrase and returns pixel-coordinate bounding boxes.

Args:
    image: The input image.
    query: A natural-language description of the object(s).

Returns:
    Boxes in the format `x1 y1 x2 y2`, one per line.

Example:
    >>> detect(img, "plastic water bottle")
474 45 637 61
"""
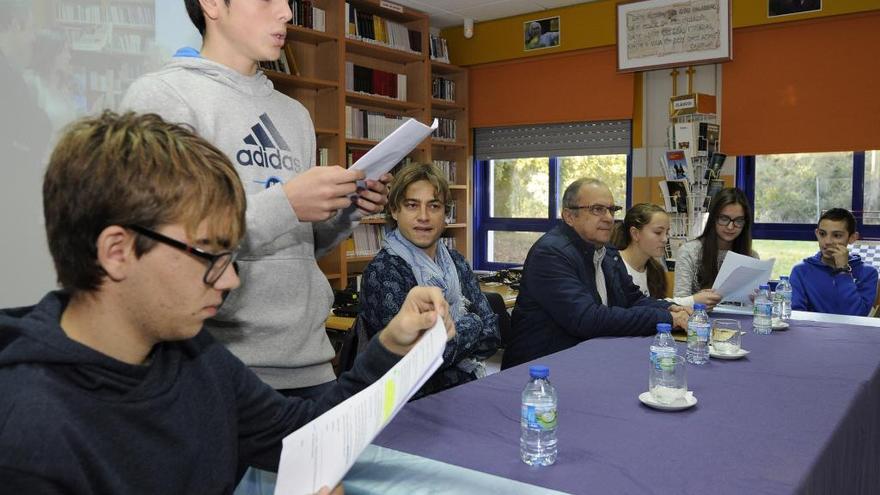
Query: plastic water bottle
650 323 677 368
686 303 710 365
777 276 793 320
753 284 773 334
521 365 557 466
772 288 783 321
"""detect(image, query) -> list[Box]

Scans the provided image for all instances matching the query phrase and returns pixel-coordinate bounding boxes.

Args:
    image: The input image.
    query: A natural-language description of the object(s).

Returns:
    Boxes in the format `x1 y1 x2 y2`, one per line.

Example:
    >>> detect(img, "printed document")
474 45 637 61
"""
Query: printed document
712 251 775 304
350 118 438 183
273 316 447 495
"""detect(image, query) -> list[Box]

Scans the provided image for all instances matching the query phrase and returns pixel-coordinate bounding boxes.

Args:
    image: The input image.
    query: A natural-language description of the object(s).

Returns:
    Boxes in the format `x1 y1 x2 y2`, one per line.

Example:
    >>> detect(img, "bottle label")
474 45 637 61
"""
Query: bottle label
522 404 557 430
756 302 772 317
688 322 709 340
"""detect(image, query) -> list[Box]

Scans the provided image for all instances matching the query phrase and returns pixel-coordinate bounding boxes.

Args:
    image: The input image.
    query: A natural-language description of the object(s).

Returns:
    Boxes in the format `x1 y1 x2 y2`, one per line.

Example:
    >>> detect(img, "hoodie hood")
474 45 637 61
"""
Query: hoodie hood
803 251 865 269
0 291 201 400
155 48 277 98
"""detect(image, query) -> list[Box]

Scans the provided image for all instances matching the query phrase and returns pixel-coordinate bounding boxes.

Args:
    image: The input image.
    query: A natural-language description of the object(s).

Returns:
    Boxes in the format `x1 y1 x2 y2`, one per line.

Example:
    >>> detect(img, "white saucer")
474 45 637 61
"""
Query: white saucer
708 345 750 360
638 391 697 411
772 320 790 330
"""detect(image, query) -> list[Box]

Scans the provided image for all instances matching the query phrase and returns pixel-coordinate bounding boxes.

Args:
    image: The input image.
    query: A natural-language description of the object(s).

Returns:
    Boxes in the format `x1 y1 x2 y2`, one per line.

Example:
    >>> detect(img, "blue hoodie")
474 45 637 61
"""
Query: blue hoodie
789 252 878 316
0 292 400 492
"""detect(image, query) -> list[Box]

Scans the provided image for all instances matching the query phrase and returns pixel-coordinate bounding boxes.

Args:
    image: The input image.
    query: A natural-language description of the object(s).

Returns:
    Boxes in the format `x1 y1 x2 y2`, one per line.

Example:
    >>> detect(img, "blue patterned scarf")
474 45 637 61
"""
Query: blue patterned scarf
383 228 466 322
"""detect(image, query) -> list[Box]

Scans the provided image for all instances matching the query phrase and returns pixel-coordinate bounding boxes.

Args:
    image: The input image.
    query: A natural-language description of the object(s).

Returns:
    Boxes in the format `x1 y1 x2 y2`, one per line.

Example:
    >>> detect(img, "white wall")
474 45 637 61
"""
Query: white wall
0 1 200 306
634 63 736 182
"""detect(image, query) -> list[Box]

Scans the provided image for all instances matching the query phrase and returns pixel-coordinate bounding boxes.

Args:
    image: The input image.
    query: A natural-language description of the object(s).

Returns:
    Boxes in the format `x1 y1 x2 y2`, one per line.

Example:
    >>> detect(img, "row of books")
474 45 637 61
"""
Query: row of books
288 1 326 32
347 224 386 258
432 117 457 141
345 2 422 53
431 77 456 102
439 237 457 251
345 106 407 142
317 147 329 167
57 4 154 26
109 33 145 54
345 62 407 101
432 160 457 183
429 35 450 63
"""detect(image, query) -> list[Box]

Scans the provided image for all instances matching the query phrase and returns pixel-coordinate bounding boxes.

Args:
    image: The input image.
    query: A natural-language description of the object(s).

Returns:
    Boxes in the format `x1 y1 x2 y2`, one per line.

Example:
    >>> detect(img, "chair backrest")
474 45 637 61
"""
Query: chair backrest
335 316 361 375
850 241 880 272
483 291 511 347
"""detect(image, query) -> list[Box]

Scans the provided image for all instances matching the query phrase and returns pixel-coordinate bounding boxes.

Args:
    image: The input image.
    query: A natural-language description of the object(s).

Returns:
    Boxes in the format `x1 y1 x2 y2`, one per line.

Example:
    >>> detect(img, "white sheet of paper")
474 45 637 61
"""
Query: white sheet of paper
712 251 775 303
272 316 448 495
349 118 438 182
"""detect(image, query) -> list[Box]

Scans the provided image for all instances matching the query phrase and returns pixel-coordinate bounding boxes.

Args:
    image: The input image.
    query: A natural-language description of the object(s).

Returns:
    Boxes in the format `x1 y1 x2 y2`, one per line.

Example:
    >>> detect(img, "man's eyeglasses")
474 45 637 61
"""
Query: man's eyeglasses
566 204 624 217
716 215 747 228
127 225 238 286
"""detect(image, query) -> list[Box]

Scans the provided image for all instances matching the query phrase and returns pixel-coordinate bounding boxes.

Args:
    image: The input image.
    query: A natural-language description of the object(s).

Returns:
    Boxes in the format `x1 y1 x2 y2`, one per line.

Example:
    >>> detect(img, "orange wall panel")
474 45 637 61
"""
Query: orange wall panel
722 13 880 155
469 47 634 128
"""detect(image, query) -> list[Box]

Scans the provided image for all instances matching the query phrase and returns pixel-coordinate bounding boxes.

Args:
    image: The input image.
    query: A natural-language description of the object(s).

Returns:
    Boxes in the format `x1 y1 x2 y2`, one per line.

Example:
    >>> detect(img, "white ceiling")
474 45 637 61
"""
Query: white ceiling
391 0 598 29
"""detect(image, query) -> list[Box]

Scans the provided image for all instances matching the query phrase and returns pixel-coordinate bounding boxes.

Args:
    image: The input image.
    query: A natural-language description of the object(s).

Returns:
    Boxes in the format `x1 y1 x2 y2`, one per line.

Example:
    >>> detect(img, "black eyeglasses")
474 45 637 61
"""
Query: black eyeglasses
127 225 238 286
566 204 624 217
716 215 747 228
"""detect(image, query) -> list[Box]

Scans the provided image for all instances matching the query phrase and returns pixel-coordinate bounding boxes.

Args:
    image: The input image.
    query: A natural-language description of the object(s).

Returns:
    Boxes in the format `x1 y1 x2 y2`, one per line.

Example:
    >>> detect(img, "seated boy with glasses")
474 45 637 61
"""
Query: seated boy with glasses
502 178 690 369
789 208 878 316
360 163 500 397
0 112 453 493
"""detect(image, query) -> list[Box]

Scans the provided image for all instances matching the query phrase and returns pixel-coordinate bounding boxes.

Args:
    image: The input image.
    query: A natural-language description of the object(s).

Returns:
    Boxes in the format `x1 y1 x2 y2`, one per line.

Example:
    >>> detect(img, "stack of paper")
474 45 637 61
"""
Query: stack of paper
273 316 448 494
712 251 775 304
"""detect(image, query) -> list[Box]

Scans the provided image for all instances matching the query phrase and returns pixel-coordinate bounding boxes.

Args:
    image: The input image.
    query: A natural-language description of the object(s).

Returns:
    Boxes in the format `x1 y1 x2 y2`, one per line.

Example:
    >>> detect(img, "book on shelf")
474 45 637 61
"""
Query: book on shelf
439 236 457 251
432 160 456 182
659 180 691 216
431 117 456 141
347 224 386 258
288 1 326 31
345 106 408 141
431 76 456 101
317 147 329 166
259 46 297 75
345 62 407 101
429 35 450 63
345 2 422 53
445 200 457 224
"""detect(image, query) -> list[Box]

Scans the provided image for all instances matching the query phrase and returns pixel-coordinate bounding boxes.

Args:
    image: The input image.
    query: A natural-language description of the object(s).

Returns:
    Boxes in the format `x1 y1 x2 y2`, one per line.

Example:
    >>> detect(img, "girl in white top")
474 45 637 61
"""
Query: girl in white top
673 188 759 301
614 203 722 309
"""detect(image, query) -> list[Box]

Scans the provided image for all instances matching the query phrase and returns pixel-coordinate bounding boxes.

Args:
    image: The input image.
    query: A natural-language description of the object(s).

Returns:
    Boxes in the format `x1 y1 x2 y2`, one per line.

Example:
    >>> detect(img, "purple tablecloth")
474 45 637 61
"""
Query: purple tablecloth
375 316 880 494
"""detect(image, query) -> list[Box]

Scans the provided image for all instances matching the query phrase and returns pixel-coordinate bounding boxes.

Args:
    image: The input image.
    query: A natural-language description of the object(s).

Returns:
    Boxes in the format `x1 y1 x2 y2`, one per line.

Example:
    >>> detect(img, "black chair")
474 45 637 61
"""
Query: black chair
483 291 512 348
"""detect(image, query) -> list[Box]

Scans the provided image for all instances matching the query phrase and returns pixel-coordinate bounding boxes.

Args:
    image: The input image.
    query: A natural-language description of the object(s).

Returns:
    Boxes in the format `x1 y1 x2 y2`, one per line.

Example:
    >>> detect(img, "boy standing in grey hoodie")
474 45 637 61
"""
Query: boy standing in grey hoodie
121 0 391 397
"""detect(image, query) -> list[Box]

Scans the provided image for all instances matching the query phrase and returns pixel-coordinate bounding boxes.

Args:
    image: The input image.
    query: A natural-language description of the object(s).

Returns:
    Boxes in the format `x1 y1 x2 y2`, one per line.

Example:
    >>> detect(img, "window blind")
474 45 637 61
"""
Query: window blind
474 120 631 160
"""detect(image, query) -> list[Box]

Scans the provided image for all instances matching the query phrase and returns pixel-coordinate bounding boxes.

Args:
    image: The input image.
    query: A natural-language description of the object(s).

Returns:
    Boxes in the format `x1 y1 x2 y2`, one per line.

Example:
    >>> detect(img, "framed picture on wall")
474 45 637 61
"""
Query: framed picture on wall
616 0 732 72
768 0 821 17
524 16 560 51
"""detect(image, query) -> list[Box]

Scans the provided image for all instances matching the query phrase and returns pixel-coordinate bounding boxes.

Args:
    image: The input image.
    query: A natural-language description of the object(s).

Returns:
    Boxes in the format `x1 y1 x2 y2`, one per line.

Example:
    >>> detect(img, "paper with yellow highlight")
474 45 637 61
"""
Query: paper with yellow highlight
274 316 447 495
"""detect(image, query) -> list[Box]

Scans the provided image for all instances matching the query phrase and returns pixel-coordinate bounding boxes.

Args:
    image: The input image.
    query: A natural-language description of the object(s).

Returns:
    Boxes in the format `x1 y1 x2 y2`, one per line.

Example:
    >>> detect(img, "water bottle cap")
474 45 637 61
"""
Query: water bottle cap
760 284 770 290
656 323 672 333
529 365 549 379
780 275 789 281
693 303 706 310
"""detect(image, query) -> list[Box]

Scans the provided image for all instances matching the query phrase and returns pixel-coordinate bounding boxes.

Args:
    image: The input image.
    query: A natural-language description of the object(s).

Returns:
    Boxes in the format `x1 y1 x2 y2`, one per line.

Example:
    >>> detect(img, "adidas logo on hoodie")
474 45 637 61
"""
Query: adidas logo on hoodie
236 113 297 171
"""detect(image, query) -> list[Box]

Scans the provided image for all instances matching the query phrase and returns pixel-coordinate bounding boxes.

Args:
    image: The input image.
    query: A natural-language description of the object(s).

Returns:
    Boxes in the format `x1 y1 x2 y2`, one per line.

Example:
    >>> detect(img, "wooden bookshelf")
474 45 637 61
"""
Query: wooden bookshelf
266 0 469 289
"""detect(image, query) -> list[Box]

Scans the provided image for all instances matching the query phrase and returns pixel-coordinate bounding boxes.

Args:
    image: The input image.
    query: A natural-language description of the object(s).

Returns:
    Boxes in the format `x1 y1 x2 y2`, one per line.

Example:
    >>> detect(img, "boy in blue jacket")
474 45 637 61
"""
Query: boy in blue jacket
790 208 878 316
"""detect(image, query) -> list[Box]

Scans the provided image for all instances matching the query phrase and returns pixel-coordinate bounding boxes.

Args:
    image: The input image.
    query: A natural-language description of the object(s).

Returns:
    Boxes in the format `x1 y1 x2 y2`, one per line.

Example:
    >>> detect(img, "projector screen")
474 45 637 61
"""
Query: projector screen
0 0 201 305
